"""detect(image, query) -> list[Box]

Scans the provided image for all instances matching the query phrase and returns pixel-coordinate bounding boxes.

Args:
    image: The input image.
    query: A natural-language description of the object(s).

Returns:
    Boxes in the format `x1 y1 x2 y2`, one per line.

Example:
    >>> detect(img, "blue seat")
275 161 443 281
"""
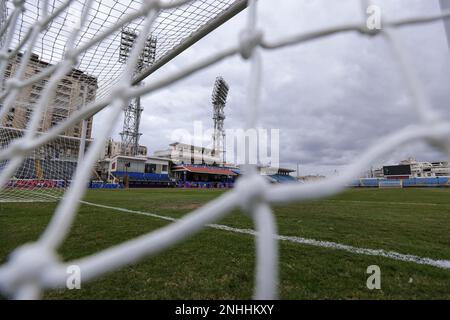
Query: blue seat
113 171 171 182
266 174 297 183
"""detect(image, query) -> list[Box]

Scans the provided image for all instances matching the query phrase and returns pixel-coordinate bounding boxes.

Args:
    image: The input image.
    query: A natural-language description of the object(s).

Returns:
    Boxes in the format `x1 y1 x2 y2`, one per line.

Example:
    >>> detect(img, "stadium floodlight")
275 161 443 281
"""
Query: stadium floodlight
212 77 229 165
119 28 157 156
212 76 230 106
119 28 157 68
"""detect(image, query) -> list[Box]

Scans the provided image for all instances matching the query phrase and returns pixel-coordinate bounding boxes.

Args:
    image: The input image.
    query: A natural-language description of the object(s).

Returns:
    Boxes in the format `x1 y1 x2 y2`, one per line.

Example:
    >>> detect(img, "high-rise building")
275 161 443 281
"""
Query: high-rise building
1 52 97 140
101 138 148 159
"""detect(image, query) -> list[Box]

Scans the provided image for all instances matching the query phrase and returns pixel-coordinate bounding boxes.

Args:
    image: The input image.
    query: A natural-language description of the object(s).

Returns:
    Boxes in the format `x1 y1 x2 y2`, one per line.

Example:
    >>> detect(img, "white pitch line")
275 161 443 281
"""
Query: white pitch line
323 199 450 207
80 200 450 270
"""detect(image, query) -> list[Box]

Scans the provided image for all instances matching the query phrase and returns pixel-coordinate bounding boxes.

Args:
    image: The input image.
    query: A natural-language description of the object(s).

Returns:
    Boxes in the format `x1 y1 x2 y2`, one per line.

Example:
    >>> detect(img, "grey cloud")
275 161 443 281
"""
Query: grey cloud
93 0 450 176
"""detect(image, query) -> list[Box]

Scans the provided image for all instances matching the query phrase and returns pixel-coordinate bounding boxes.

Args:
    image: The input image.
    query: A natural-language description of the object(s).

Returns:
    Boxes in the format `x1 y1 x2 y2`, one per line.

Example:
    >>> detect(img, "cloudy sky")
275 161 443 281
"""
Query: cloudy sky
94 0 450 176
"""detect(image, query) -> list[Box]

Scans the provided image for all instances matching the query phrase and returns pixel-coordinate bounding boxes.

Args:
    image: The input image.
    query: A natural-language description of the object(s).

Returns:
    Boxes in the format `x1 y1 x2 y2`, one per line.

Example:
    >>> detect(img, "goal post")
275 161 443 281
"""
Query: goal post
1 0 450 301
134 0 248 84
0 127 93 202
378 179 403 189
0 0 248 202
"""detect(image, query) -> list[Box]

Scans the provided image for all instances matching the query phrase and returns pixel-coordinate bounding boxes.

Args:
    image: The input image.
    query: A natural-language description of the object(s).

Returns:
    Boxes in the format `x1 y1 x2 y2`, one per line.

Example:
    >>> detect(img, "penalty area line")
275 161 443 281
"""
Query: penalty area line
80 200 450 270
323 199 450 207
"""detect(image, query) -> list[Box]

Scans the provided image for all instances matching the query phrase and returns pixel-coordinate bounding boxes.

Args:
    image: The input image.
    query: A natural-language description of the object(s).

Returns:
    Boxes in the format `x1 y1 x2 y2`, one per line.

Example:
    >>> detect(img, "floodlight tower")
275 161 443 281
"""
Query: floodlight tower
119 28 157 156
211 77 229 165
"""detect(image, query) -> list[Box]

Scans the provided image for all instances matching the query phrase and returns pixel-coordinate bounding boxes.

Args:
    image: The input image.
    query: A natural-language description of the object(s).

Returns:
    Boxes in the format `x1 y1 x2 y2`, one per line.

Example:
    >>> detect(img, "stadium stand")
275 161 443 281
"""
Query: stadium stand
111 171 175 188
177 181 234 189
89 182 123 189
41 160 77 180
267 174 297 183
352 177 450 188
113 171 171 182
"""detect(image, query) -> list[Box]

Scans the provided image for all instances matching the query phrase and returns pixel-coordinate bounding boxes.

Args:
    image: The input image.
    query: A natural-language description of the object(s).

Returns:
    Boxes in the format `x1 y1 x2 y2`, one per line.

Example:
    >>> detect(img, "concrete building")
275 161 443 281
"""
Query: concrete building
101 138 148 159
368 157 450 179
153 142 222 166
398 158 450 178
97 155 171 186
0 52 98 182
2 52 97 139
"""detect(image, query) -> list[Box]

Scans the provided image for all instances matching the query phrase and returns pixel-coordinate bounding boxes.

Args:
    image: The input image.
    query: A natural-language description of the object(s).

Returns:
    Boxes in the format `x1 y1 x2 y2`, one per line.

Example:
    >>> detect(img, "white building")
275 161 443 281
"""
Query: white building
399 157 450 178
97 155 170 183
101 138 148 159
430 161 450 177
369 157 450 179
153 142 222 166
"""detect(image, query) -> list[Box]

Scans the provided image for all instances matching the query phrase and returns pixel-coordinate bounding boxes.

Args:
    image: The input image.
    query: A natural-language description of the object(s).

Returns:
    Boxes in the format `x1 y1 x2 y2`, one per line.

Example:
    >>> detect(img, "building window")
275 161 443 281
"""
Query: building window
145 163 156 173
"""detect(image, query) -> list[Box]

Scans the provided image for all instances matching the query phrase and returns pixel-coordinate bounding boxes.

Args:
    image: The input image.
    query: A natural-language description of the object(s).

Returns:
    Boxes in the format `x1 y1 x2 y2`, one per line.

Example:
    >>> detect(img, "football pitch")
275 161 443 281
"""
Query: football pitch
1 188 450 299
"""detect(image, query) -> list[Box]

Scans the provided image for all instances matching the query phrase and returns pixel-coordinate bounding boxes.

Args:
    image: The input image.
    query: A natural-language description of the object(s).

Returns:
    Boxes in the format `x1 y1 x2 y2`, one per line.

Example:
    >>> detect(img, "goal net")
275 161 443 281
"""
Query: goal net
1 0 450 300
378 179 403 189
0 0 245 202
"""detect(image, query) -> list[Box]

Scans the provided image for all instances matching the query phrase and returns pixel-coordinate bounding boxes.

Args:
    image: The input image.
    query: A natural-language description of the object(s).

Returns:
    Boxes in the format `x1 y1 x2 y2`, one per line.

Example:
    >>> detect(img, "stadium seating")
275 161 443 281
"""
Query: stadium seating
177 181 234 189
348 179 362 187
113 171 171 182
267 174 297 183
8 158 77 180
353 177 450 188
16 159 37 179
359 179 380 187
89 182 123 189
41 159 77 180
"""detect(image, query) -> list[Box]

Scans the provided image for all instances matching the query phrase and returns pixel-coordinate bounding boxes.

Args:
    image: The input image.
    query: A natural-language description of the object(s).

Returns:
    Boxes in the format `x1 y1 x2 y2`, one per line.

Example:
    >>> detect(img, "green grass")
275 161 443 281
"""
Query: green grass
1 188 450 299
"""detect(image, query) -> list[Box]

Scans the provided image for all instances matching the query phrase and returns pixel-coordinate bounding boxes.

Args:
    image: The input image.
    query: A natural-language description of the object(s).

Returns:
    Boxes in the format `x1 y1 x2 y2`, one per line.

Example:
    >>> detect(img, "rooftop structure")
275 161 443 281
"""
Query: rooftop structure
368 157 450 179
153 142 222 166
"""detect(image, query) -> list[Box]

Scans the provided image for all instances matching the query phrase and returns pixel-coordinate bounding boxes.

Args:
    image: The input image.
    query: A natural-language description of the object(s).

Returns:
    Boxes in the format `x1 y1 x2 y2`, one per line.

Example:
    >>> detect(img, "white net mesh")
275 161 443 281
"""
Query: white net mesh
4 0 239 99
0 49 97 202
0 0 450 300
0 0 243 202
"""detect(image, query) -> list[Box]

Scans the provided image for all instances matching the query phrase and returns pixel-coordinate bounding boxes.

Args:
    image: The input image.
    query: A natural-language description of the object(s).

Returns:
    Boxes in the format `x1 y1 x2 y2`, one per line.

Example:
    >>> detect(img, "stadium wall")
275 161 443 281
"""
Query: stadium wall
351 177 450 188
